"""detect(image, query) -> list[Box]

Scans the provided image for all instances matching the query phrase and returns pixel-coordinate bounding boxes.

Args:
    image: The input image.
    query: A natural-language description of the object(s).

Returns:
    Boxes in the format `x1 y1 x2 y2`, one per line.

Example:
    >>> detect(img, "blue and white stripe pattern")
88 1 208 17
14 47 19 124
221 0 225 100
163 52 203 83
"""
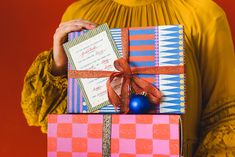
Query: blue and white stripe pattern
158 25 185 113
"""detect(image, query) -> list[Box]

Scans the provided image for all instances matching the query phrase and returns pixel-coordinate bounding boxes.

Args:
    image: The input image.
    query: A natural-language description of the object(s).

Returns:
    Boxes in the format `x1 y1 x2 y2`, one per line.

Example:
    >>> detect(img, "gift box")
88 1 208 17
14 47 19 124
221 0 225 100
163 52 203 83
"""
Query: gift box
67 25 185 114
48 114 180 157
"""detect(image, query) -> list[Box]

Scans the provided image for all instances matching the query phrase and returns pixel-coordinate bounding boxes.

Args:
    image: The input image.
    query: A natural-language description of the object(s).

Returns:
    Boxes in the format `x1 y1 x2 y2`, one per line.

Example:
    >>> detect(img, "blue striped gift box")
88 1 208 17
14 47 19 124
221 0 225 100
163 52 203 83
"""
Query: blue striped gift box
67 25 185 114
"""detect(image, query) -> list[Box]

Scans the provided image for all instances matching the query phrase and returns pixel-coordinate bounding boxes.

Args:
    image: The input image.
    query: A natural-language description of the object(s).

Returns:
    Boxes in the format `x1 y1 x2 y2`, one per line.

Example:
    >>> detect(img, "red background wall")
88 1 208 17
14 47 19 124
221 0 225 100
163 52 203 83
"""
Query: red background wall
0 0 234 156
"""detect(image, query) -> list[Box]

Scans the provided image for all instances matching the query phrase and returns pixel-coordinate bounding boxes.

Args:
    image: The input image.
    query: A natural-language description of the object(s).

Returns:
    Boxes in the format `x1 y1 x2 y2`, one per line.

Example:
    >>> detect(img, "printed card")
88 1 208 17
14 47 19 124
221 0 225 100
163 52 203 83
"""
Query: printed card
63 24 120 112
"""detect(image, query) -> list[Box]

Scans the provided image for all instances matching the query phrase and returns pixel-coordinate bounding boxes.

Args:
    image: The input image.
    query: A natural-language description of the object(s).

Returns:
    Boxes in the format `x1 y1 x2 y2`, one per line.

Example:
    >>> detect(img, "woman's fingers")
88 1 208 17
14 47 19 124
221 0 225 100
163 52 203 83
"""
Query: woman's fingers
54 24 82 41
59 19 97 29
54 19 97 44
52 19 97 75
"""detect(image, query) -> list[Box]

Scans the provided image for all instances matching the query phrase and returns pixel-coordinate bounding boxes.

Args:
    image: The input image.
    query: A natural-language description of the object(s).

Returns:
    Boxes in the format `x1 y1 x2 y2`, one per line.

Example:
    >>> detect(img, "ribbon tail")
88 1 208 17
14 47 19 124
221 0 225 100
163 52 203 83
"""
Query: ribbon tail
147 93 161 105
120 77 130 113
106 73 123 111
132 76 162 104
131 81 145 95
113 58 132 113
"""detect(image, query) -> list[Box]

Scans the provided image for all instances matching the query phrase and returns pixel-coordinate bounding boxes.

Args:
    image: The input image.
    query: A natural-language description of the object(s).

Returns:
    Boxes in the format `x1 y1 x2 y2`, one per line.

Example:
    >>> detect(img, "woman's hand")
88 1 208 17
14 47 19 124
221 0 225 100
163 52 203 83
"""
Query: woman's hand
52 19 97 75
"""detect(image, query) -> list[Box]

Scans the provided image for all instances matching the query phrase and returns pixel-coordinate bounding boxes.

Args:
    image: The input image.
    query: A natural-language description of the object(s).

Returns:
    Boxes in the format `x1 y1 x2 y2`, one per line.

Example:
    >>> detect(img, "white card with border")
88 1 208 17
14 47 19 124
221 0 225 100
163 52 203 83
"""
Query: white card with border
63 24 121 112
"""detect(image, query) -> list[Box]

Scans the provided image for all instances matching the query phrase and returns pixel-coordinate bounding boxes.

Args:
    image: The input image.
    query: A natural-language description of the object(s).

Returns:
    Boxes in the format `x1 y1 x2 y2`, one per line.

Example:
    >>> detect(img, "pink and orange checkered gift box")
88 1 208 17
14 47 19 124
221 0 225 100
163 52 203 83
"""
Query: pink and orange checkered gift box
48 114 180 157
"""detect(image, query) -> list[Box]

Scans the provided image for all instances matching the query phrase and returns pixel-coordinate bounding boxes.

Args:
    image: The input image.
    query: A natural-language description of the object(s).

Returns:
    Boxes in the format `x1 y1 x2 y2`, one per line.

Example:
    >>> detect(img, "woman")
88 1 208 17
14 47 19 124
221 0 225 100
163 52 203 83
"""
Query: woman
21 0 235 156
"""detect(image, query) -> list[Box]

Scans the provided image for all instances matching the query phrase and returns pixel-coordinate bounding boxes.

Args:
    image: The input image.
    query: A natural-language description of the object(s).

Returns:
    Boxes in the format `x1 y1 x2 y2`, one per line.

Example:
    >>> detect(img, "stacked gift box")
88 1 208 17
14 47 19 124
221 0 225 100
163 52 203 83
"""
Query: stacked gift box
48 24 185 157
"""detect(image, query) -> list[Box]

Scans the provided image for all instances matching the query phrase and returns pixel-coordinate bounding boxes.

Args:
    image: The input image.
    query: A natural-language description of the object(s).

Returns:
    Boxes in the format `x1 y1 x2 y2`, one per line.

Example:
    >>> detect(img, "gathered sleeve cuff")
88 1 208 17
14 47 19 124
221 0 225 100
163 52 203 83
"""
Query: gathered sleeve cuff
195 97 235 156
21 50 67 133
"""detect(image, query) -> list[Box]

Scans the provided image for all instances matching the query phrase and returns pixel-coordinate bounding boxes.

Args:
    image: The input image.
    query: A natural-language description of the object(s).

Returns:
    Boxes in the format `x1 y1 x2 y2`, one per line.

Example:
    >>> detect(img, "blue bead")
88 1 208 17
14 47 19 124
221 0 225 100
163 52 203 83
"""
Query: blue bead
129 94 151 114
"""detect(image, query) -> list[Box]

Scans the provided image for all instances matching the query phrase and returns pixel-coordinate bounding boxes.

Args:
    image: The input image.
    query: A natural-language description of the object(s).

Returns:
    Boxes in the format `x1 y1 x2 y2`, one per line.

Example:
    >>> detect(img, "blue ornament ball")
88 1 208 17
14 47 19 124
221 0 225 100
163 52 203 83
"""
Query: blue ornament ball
129 94 151 114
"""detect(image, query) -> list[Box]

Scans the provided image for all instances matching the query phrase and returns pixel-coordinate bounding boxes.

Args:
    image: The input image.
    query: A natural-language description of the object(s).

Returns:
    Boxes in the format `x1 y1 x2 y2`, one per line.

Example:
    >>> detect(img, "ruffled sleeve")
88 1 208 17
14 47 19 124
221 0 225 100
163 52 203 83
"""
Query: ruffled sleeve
21 51 67 133
20 2 78 133
194 8 235 156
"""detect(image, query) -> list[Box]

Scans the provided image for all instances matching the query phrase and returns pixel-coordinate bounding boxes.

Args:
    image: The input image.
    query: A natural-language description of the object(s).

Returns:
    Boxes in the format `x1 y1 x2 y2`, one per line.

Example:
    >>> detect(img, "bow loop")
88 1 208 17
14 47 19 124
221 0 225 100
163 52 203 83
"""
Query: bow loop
114 58 132 75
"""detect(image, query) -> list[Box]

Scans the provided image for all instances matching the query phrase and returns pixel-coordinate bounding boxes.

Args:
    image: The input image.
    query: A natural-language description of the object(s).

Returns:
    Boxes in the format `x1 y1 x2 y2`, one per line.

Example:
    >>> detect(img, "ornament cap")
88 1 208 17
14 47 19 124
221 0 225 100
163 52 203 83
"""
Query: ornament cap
141 91 147 96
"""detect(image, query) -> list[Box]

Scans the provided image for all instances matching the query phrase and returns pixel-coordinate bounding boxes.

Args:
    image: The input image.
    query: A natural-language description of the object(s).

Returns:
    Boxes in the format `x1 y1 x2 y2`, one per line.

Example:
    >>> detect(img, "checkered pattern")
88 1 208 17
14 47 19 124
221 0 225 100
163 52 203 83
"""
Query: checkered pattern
48 115 179 157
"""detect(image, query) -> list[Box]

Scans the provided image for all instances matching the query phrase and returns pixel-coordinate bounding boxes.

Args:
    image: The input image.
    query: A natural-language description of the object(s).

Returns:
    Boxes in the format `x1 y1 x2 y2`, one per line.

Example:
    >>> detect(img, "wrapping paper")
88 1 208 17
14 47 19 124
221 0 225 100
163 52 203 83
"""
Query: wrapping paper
48 114 180 157
67 25 185 114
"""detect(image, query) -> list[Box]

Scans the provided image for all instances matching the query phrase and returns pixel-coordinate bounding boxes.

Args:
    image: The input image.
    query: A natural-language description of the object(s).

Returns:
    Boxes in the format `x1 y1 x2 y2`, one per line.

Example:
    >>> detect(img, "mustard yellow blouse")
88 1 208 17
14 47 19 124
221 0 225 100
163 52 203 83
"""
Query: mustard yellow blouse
21 0 235 156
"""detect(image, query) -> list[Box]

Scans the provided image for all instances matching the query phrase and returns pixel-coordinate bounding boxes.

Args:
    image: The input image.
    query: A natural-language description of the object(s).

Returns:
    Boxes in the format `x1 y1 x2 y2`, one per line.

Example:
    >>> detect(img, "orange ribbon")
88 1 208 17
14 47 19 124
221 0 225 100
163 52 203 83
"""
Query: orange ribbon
68 58 184 113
